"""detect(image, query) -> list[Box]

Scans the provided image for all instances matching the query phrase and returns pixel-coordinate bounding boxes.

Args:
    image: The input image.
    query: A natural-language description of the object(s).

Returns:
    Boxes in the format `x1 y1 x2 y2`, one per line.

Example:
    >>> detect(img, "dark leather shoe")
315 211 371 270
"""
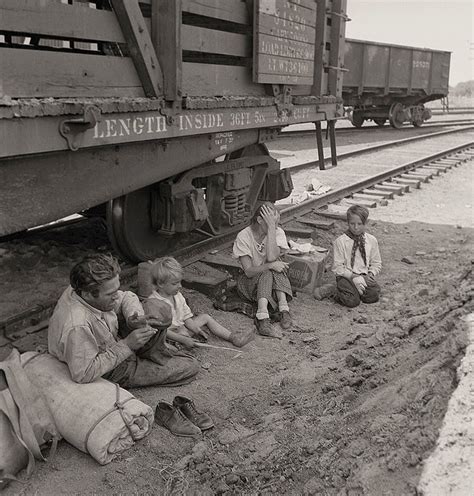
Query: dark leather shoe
255 318 282 338
155 401 201 437
173 396 214 431
279 310 293 330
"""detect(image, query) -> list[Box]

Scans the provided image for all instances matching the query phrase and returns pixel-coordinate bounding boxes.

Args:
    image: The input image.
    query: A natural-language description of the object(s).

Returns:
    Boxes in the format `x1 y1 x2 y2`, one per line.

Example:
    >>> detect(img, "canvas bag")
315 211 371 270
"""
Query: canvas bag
0 348 60 488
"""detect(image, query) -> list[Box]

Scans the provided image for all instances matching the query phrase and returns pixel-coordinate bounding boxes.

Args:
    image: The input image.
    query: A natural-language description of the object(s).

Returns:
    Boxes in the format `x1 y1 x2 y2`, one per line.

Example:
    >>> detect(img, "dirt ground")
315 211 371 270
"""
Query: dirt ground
4 175 473 495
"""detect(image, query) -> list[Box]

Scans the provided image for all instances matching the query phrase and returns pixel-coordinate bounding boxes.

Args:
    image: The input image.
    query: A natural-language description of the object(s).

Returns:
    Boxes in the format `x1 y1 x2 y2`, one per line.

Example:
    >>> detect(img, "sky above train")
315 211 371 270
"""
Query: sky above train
346 0 473 86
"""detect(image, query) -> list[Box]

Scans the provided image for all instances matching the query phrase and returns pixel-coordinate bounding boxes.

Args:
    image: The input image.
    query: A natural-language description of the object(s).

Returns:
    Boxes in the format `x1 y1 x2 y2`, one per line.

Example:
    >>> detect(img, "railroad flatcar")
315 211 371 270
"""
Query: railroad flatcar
343 38 451 128
0 0 347 262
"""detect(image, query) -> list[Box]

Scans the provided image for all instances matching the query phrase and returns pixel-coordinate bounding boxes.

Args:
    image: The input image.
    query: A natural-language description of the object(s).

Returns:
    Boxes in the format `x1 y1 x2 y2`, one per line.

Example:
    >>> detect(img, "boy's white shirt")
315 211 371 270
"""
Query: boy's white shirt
148 290 193 331
332 232 382 279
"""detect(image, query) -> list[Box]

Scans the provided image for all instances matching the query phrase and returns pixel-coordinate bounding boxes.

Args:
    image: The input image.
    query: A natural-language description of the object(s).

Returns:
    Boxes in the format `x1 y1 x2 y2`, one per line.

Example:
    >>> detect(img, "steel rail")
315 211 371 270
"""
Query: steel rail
278 119 474 139
284 125 474 173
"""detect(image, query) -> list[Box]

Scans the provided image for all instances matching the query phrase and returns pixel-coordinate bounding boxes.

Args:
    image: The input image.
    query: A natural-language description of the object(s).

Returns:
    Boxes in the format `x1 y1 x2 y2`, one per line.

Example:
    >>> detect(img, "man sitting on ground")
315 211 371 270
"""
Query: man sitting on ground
48 253 199 387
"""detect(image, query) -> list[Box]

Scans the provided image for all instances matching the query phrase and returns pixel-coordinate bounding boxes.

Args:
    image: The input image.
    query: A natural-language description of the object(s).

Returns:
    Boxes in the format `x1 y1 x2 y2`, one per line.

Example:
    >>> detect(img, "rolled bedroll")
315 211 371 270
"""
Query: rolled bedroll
20 352 154 465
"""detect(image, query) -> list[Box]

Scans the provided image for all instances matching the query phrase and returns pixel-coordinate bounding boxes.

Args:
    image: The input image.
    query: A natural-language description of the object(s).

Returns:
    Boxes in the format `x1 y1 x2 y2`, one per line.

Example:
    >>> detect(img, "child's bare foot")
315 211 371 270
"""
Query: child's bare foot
230 328 255 348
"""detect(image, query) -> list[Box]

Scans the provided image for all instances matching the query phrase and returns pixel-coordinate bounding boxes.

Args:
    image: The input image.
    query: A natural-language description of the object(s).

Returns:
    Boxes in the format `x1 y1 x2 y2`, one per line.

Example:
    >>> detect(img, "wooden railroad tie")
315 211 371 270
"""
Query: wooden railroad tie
352 193 389 206
402 172 432 182
296 217 335 230
343 198 378 208
420 166 441 175
315 206 347 220
425 163 450 172
392 177 421 188
361 188 394 199
377 183 407 195
284 226 316 239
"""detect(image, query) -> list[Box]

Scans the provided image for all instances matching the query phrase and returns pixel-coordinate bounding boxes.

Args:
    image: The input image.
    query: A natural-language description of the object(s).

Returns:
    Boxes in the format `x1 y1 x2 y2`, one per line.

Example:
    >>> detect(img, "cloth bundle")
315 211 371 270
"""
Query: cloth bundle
21 352 154 465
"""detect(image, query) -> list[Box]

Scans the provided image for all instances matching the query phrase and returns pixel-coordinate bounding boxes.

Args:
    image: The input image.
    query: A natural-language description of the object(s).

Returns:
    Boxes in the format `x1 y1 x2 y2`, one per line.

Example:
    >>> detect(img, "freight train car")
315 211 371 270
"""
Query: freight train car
342 38 450 128
0 0 348 261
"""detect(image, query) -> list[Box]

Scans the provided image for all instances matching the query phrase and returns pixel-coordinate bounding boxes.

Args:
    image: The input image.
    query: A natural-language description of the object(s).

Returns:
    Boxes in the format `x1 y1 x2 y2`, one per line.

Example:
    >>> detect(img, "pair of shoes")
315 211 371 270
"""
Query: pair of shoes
255 318 282 339
155 396 214 437
230 328 255 348
279 310 293 330
313 283 336 301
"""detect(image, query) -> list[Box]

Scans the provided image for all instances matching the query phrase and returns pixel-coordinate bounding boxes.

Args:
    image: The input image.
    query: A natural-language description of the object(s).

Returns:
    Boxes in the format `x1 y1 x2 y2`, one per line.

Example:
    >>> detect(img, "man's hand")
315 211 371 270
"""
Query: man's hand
270 260 289 273
352 275 367 295
126 312 148 330
124 326 156 350
366 272 376 284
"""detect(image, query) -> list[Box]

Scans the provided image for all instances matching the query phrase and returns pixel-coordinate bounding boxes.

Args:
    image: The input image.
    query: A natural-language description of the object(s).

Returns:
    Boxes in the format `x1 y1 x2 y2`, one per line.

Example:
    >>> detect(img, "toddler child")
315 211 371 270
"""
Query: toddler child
145 257 254 348
332 204 382 307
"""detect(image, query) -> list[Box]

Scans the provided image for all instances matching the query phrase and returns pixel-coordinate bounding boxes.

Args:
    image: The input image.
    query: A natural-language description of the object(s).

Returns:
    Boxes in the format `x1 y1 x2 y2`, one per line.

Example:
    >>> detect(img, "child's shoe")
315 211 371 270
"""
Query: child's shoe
230 328 255 348
279 310 293 330
173 396 214 431
255 318 282 339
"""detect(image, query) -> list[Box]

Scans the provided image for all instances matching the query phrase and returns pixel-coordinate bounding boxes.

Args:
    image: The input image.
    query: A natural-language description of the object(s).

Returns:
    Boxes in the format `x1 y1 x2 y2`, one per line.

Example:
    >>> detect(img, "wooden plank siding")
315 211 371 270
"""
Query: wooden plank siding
152 0 182 100
182 63 265 97
0 48 145 98
182 25 251 57
111 0 162 97
0 0 125 43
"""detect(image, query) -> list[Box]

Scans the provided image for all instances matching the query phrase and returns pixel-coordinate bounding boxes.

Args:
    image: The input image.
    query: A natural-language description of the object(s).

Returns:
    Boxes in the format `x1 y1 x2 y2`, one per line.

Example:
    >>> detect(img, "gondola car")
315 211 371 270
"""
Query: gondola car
343 38 450 128
0 0 348 261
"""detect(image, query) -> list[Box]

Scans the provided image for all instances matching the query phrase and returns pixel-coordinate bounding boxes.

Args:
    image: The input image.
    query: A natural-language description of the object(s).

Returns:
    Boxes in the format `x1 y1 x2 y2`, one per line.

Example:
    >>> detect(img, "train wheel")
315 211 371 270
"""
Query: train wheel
107 186 193 262
412 119 423 128
389 103 405 129
350 112 365 128
107 144 270 262
374 118 387 127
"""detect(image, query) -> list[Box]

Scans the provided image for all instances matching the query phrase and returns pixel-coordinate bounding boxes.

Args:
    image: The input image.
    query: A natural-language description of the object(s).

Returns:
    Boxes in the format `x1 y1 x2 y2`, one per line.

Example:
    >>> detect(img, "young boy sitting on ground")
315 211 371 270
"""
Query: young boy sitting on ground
144 257 254 348
332 204 382 307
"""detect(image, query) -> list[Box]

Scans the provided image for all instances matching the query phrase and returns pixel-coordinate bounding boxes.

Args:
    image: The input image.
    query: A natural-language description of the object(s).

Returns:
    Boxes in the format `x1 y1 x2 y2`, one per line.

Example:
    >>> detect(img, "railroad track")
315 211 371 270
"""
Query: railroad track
1 134 472 343
279 118 474 139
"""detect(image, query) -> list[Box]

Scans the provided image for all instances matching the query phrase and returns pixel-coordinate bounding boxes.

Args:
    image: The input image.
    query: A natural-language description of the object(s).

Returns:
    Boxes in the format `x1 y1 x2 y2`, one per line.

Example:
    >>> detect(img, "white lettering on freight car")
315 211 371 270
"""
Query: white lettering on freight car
178 113 224 131
93 115 167 139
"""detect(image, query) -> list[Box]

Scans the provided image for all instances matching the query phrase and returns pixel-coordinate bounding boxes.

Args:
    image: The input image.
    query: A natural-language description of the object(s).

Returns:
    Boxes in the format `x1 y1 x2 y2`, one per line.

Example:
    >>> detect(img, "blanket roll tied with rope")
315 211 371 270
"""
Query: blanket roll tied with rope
21 352 154 465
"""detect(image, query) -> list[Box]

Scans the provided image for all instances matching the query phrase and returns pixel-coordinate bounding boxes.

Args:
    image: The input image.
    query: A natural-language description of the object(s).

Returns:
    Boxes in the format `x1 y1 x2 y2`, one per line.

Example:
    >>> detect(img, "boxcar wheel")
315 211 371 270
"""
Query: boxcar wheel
374 118 386 127
350 112 365 128
389 103 405 129
106 144 270 262
106 186 189 262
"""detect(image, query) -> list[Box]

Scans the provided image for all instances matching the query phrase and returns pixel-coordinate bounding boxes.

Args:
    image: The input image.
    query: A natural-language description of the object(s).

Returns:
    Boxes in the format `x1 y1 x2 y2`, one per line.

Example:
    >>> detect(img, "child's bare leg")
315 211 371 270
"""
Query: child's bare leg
193 314 231 340
275 291 289 312
256 297 270 320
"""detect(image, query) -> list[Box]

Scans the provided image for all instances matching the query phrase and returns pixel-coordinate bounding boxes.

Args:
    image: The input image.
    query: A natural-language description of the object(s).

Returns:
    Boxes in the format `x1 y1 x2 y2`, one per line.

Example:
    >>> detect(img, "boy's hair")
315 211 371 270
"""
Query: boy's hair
151 256 183 286
346 204 369 224
70 253 120 296
251 201 277 224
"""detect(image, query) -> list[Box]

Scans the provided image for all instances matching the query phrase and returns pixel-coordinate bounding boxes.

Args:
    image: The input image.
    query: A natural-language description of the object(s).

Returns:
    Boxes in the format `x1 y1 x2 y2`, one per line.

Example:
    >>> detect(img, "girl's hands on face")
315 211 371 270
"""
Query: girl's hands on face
259 204 278 229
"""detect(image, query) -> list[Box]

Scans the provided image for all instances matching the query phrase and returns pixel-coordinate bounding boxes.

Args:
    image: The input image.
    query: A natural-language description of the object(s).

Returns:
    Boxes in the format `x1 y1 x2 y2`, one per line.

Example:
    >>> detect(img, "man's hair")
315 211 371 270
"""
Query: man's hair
346 204 369 224
251 201 277 224
70 253 121 296
150 256 183 286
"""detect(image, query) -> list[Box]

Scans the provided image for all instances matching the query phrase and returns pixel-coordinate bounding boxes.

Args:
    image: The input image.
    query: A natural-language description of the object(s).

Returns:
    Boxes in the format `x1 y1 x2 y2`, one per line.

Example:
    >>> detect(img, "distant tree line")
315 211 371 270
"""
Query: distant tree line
449 80 473 97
